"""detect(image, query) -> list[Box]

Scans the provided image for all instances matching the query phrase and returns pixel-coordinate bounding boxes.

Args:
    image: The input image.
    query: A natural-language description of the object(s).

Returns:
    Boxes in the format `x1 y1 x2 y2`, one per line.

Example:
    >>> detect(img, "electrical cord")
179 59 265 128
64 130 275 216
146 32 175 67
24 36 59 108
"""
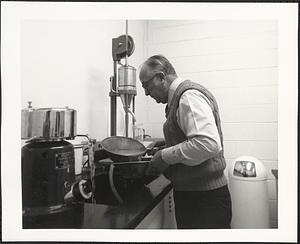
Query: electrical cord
108 164 124 204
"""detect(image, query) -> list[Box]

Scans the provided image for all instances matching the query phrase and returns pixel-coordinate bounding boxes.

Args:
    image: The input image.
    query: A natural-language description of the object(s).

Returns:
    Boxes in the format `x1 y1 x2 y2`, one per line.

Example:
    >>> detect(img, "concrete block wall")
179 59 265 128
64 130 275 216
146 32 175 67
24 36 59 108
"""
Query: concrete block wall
141 20 278 228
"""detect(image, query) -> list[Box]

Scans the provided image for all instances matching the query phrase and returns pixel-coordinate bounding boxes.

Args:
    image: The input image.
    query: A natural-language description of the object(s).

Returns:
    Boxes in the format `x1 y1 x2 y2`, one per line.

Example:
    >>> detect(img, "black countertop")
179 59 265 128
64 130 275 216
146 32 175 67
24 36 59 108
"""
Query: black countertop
23 175 172 229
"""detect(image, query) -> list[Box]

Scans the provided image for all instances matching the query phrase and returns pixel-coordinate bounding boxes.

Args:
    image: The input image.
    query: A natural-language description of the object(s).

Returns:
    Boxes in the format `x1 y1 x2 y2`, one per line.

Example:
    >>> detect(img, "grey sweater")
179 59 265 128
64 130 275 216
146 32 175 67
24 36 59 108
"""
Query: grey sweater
163 80 227 191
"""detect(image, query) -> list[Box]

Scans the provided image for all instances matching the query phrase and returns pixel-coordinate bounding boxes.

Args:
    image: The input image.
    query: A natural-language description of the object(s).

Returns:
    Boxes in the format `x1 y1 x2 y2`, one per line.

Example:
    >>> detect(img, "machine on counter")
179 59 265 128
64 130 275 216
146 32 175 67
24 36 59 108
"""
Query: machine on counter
92 136 164 205
21 102 94 219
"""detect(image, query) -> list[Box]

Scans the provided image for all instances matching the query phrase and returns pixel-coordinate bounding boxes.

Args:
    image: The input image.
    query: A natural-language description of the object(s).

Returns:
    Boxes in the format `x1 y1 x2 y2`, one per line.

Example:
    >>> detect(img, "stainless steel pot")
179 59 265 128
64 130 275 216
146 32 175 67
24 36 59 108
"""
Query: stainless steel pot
21 102 76 140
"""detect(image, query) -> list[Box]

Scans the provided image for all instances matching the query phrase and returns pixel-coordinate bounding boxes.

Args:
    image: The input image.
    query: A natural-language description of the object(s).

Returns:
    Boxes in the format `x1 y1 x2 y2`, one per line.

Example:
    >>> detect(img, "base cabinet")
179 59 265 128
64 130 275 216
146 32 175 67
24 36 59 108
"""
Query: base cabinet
136 189 177 229
162 189 177 229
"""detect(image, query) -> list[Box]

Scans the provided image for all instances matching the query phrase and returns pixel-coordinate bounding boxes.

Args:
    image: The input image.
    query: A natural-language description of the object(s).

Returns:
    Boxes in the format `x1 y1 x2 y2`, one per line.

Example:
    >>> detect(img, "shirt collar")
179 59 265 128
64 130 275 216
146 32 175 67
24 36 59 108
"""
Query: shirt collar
168 77 184 105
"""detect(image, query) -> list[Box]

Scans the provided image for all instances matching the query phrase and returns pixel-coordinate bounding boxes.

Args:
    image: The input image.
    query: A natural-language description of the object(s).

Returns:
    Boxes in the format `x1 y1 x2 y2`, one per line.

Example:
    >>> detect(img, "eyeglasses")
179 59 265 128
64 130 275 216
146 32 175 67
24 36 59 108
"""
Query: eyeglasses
141 73 158 94
141 72 164 94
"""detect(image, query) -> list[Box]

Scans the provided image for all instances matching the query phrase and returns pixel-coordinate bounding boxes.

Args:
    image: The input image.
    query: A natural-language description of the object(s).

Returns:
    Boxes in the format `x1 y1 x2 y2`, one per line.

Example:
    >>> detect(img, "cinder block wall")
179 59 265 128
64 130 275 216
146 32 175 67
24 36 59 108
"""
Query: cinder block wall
141 20 278 228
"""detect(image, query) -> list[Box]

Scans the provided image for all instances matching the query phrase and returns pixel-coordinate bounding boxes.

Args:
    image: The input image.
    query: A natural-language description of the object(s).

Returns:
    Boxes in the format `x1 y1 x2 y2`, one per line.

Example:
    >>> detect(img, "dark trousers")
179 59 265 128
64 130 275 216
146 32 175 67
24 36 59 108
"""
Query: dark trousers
174 185 232 229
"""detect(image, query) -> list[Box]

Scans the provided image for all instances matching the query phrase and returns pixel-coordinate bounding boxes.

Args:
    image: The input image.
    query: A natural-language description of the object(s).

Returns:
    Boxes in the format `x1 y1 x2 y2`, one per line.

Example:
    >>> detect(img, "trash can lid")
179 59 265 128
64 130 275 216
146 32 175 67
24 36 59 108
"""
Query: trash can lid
228 156 267 181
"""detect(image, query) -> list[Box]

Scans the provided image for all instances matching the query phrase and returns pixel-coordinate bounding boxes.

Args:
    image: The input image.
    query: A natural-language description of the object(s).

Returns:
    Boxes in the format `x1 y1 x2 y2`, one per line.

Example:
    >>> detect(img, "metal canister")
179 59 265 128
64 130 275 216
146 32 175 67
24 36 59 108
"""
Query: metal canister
118 65 137 95
21 102 77 140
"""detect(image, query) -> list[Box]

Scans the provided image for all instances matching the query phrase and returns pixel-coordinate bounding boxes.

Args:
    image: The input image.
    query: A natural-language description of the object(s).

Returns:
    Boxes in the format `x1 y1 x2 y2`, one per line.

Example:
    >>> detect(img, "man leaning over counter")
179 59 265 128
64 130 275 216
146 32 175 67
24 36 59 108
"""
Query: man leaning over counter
139 54 232 229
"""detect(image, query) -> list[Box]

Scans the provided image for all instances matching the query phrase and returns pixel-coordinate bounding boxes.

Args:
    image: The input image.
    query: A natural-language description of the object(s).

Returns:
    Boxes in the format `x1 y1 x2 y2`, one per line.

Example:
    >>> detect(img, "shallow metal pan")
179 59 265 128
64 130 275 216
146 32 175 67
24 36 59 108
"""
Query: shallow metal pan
95 136 147 162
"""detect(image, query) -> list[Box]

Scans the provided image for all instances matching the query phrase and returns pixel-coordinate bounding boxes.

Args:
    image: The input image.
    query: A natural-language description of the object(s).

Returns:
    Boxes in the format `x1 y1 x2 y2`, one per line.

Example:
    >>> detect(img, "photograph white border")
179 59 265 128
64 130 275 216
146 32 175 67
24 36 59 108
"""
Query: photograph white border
1 2 298 242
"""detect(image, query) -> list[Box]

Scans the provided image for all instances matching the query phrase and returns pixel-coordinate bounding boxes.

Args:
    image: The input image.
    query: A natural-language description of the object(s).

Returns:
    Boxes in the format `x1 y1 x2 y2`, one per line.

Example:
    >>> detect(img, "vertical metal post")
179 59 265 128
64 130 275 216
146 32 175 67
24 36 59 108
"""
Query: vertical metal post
125 101 129 137
124 19 129 137
110 61 117 136
125 20 128 66
132 96 135 138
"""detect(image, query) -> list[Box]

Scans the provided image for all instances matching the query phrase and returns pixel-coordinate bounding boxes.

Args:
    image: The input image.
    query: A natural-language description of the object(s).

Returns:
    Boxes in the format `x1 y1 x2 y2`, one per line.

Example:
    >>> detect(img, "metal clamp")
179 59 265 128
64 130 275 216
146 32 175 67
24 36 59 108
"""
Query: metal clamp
109 76 118 96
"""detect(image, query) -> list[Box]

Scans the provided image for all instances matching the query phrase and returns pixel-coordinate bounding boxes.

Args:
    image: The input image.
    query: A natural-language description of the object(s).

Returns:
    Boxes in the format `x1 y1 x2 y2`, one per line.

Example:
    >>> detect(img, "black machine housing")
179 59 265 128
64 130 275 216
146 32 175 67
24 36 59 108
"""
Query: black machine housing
22 140 75 215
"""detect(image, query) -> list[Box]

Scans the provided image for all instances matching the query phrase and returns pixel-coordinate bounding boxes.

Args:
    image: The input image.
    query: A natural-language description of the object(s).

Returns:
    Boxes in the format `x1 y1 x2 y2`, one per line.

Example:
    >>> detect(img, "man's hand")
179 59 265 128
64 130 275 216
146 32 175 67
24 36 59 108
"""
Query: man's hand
146 139 166 156
145 150 169 176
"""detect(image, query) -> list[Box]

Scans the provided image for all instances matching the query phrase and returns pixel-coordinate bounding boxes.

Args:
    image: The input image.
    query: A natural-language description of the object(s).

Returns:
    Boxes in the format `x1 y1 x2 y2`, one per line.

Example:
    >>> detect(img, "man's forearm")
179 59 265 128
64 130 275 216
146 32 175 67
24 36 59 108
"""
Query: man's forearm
161 135 221 166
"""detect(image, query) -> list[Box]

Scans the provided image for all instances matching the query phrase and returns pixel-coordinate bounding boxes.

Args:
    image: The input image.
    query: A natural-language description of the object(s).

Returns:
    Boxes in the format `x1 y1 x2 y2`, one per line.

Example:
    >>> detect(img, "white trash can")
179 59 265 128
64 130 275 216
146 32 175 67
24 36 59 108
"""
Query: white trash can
228 156 270 228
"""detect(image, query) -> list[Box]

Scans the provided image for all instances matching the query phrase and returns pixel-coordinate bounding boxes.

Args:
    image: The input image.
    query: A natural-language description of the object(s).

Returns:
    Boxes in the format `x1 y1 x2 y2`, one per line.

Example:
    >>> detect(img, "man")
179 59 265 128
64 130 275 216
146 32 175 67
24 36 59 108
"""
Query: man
139 55 232 229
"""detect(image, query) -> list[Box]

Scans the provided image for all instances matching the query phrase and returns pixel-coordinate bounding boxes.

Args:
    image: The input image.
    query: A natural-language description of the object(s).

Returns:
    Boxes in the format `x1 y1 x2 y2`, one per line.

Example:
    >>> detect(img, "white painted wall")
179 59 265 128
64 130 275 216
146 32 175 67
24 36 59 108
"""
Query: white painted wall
142 20 278 228
20 19 147 140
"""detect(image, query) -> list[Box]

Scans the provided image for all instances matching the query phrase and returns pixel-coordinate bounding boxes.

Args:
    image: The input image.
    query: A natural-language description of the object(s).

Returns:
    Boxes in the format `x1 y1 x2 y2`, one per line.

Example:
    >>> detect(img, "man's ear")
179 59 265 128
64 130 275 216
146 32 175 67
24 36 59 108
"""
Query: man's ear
157 72 165 81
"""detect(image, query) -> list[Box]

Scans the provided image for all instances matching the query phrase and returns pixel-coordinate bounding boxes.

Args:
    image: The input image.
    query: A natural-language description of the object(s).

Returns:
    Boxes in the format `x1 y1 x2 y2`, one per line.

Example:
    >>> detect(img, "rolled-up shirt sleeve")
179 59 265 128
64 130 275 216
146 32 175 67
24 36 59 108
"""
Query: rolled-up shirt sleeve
161 89 222 166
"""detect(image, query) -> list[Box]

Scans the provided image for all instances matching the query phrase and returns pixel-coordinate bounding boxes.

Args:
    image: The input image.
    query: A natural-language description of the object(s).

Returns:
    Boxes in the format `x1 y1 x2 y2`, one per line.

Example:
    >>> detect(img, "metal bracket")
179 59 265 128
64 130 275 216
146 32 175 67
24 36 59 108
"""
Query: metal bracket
109 76 119 97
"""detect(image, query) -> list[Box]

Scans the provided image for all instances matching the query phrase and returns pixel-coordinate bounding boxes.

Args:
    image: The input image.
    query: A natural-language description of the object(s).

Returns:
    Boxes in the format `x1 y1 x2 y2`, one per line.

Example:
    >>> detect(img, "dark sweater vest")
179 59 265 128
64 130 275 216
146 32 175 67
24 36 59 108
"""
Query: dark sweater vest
163 80 227 191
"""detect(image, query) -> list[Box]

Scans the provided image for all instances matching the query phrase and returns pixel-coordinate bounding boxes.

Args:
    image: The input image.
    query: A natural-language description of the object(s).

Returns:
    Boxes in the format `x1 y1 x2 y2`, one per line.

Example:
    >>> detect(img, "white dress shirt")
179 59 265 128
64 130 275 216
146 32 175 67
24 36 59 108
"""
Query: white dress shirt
161 77 222 166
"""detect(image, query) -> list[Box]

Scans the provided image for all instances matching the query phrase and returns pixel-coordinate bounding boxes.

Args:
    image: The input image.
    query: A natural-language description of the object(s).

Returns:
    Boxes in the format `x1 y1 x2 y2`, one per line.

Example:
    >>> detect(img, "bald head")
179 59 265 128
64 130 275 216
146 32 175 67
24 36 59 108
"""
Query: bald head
139 55 177 83
139 64 156 83
139 55 178 104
